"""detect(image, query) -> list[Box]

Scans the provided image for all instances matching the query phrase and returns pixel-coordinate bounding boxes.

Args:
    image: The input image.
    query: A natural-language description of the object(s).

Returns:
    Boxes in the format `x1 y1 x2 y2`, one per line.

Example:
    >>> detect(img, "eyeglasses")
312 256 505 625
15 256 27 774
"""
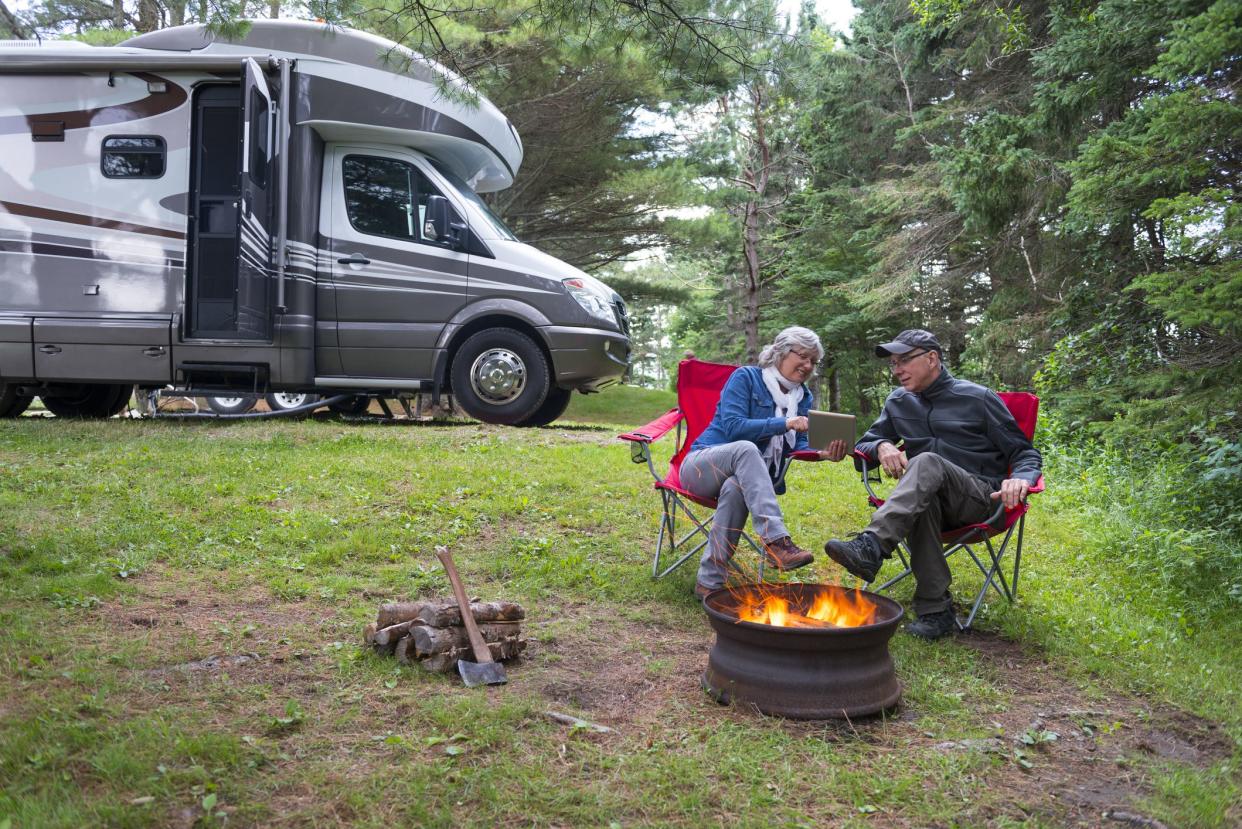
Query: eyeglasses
888 350 928 370
789 349 819 366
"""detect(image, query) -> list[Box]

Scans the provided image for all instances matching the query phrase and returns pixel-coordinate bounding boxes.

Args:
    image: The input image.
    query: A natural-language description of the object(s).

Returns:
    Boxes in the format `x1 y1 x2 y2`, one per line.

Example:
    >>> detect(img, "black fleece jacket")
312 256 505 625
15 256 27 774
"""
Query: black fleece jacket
855 368 1042 489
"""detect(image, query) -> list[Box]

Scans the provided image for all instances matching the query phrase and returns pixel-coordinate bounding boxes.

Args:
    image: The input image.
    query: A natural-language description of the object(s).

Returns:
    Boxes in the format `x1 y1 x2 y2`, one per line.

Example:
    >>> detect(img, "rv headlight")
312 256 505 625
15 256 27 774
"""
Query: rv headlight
563 278 614 324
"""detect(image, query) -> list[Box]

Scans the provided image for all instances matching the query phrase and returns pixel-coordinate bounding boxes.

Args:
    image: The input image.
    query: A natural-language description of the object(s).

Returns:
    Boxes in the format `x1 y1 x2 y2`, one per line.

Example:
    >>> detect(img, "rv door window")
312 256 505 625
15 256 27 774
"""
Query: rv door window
101 136 166 178
342 155 462 247
247 89 268 187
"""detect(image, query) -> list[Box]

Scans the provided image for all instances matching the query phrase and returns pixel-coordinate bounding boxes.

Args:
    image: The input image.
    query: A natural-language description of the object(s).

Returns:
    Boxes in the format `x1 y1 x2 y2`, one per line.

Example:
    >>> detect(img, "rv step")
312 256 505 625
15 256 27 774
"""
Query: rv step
176 362 268 391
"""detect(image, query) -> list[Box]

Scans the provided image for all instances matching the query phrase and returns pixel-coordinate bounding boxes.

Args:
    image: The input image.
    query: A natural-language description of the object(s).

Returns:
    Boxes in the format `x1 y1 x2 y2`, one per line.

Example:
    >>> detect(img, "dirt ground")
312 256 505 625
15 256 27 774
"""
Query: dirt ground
90 578 1233 829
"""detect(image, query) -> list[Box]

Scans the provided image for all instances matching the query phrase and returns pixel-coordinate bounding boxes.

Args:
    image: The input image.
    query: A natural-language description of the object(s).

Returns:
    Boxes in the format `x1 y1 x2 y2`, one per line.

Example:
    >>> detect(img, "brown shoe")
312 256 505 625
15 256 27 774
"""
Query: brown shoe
762 536 814 571
693 582 715 600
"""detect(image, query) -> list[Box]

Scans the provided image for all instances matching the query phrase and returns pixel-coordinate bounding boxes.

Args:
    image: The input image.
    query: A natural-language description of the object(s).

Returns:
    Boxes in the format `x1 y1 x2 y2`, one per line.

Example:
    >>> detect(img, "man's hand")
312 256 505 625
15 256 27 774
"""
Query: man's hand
876 441 907 478
990 478 1031 510
818 439 847 462
786 416 809 432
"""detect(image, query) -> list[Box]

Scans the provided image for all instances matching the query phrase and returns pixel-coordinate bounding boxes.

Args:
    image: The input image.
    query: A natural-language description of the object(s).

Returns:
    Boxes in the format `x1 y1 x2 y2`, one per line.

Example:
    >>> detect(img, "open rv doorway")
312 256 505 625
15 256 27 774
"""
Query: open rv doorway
186 59 274 340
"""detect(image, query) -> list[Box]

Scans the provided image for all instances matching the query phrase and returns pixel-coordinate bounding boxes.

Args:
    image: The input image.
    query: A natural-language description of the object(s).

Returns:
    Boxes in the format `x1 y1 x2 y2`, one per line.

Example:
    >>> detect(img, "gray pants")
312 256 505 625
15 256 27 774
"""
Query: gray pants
865 453 995 615
681 441 788 589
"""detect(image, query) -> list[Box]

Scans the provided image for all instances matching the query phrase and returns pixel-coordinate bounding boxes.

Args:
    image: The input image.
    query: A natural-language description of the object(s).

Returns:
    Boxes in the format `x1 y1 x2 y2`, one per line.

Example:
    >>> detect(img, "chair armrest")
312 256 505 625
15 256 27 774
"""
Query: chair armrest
1029 474 1046 495
618 408 683 444
790 450 823 462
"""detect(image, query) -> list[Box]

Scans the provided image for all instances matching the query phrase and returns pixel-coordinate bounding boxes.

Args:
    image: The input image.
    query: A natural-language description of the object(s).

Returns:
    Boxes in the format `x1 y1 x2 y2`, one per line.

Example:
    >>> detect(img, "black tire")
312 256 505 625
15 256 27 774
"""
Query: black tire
264 392 320 417
205 395 257 415
0 382 33 417
450 328 550 425
41 384 133 418
328 395 371 415
515 386 573 427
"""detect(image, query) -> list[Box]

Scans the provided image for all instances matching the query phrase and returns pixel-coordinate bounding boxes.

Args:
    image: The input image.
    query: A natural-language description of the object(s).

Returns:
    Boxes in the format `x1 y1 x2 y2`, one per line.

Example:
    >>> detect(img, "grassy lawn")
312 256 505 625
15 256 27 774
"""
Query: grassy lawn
1 407 1238 827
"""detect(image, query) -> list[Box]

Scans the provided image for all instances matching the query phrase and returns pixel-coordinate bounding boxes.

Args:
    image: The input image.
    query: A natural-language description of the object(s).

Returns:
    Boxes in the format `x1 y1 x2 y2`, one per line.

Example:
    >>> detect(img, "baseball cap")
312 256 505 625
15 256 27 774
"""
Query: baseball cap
874 329 942 358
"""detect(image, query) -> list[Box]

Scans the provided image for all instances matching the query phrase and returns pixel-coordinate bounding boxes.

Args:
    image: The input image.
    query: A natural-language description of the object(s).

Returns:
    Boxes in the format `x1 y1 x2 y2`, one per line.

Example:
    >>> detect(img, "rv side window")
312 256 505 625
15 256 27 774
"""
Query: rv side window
343 155 461 246
101 136 165 178
248 89 268 187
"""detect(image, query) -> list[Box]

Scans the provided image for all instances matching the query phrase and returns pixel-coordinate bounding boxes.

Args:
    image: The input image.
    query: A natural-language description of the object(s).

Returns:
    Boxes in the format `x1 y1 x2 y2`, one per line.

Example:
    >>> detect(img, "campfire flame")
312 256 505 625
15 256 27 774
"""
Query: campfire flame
733 584 878 628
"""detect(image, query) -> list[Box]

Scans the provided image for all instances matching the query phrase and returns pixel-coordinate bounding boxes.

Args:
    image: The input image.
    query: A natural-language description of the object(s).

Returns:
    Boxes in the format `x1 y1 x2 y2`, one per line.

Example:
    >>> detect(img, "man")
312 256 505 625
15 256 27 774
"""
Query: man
823 330 1041 639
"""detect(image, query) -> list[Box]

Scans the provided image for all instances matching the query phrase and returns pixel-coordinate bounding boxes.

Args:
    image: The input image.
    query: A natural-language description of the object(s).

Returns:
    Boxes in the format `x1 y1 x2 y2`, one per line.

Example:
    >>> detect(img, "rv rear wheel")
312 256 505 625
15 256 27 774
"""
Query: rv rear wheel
515 386 572 428
41 384 133 418
451 328 550 426
205 395 257 415
0 382 33 417
264 392 320 417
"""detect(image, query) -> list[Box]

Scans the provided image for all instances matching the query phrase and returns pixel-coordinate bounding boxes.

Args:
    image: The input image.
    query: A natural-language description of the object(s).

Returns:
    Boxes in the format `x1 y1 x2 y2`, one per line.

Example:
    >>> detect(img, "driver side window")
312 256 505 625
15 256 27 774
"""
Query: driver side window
341 155 461 246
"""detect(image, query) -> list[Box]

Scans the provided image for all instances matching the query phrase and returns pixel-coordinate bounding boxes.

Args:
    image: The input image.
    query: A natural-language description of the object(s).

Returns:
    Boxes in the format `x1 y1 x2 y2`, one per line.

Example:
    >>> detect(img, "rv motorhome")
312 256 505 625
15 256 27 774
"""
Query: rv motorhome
0 20 631 425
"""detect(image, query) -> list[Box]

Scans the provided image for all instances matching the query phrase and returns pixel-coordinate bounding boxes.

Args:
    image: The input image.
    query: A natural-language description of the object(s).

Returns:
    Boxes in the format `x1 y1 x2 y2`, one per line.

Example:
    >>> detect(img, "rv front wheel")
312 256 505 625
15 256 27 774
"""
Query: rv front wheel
0 382 33 417
514 386 573 428
451 328 550 425
41 384 132 418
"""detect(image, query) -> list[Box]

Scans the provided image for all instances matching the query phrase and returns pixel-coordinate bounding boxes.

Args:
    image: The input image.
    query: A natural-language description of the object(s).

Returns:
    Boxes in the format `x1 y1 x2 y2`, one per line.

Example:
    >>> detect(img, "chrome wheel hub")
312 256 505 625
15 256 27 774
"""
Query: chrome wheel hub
470 348 526 404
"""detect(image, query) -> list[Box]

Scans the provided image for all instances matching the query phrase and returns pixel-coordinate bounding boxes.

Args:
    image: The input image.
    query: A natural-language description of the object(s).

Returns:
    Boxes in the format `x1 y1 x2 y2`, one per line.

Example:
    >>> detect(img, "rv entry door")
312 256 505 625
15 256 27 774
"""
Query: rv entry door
236 58 274 339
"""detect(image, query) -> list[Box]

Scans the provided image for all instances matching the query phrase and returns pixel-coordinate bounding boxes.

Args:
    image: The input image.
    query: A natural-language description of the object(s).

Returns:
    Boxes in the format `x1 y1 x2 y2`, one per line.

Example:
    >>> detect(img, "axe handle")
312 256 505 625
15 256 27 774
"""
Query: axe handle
435 546 494 664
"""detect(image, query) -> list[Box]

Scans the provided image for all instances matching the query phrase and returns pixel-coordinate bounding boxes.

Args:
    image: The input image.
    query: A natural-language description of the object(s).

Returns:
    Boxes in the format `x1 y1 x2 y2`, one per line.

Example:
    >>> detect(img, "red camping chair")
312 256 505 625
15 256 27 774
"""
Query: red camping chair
857 392 1045 630
619 359 820 580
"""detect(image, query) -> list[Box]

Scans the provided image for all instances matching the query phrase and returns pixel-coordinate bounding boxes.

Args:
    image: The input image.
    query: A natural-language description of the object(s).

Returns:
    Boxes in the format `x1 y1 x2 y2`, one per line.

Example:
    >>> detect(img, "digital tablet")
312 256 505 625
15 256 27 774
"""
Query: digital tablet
807 410 856 449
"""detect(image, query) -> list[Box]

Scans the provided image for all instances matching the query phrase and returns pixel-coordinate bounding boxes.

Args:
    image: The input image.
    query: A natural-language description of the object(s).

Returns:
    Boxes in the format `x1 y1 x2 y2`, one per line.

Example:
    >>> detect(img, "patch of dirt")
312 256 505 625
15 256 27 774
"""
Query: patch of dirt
525 613 1235 828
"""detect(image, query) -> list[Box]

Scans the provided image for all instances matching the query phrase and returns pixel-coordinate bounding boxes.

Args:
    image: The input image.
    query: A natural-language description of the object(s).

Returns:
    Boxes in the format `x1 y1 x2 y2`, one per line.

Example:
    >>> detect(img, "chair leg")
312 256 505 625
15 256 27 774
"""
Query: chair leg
1012 515 1026 599
877 542 913 591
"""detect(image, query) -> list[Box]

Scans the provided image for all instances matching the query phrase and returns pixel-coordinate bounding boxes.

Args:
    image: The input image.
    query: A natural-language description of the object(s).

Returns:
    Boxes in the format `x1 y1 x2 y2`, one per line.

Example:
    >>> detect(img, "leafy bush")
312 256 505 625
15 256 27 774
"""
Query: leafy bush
1041 432 1242 611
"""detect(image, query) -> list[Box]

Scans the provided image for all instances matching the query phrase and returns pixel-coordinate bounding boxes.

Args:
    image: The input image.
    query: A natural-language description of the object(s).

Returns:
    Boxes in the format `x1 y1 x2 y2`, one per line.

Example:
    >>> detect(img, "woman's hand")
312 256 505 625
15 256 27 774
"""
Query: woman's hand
818 439 848 462
786 416 809 432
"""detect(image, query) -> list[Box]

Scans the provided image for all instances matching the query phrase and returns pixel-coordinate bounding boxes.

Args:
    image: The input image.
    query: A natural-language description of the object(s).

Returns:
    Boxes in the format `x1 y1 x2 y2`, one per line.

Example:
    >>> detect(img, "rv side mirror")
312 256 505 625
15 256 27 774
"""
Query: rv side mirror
424 196 456 246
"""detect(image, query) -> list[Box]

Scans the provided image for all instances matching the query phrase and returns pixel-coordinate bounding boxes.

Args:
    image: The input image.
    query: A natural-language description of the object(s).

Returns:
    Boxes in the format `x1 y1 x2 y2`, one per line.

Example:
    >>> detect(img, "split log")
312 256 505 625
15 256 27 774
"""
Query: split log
410 622 522 657
376 601 439 628
363 622 378 646
373 619 420 647
415 600 525 627
417 638 527 673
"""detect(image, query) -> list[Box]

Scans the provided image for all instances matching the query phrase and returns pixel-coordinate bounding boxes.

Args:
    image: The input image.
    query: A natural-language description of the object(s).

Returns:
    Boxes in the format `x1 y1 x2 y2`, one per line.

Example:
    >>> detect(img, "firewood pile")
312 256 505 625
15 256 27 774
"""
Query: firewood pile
363 599 526 673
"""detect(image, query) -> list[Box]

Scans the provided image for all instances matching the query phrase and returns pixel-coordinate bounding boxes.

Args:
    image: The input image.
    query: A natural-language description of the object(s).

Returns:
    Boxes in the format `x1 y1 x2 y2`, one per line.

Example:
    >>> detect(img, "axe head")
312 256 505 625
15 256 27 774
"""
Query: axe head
457 658 507 687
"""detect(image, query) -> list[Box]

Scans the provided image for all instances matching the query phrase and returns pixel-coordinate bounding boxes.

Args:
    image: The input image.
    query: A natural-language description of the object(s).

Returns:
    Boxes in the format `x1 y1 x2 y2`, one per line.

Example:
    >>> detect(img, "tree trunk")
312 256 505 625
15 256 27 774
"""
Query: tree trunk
113 0 125 29
0 0 27 38
269 0 279 19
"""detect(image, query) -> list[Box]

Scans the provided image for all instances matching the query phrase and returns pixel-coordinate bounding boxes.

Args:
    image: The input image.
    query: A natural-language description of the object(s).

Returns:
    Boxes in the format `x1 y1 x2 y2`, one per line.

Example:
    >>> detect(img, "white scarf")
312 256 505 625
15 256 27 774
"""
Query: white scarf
761 366 804 474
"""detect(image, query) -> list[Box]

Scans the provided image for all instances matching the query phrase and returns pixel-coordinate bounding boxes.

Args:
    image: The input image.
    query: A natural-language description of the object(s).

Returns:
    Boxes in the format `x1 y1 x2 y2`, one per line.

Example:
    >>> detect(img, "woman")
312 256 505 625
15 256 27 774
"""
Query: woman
681 326 847 598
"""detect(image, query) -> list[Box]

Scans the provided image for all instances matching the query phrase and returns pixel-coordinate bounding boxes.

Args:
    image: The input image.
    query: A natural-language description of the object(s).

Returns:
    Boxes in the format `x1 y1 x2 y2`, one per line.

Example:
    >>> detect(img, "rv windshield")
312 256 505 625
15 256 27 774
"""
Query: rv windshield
430 160 518 241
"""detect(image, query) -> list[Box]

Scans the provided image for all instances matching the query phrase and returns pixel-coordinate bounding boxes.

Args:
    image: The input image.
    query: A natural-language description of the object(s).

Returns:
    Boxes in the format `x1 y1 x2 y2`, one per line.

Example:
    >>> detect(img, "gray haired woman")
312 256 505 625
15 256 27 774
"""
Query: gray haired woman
681 326 847 598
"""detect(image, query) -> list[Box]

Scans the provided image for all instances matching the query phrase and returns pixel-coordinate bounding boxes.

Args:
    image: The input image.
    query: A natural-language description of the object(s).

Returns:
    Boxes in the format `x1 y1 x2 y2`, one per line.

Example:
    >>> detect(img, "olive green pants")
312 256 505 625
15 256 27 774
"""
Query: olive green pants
865 453 995 615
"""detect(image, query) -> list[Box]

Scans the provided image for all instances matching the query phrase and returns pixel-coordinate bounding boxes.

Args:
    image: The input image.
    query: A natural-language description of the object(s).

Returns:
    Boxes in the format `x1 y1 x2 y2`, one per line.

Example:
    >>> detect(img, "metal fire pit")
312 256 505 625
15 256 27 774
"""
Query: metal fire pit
702 583 903 719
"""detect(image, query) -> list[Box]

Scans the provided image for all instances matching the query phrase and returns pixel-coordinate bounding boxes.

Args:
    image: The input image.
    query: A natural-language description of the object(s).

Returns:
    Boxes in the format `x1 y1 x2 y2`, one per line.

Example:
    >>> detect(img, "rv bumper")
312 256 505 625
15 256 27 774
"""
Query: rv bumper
541 325 630 392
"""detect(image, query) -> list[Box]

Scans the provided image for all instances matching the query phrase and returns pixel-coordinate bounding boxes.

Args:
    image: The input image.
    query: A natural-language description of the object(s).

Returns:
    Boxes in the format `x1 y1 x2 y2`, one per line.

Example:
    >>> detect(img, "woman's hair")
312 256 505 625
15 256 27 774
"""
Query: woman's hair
757 326 824 369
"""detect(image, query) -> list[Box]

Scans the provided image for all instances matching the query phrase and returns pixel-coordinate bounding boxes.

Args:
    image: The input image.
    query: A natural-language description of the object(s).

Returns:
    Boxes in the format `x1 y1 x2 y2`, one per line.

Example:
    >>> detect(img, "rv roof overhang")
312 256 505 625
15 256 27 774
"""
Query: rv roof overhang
305 121 512 193
0 54 277 72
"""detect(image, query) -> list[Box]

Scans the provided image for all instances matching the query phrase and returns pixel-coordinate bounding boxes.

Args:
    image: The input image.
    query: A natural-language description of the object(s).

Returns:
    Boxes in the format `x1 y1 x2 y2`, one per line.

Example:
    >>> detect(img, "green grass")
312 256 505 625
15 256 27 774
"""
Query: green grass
0 413 1238 827
562 382 675 426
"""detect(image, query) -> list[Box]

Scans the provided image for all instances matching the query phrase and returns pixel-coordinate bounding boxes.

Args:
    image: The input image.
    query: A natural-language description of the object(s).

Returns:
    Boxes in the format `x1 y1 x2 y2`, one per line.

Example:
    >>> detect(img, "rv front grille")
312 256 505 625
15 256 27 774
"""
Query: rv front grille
613 300 630 338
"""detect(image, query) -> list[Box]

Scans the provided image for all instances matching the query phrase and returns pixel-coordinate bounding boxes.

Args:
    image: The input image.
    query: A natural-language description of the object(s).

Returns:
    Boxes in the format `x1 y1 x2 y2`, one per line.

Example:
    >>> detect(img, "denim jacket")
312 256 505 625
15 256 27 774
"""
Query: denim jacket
690 366 813 492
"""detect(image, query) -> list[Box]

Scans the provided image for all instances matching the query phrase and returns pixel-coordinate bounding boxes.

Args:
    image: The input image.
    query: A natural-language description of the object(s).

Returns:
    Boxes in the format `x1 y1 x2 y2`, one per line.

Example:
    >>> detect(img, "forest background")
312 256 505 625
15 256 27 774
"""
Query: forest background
2 0 1239 610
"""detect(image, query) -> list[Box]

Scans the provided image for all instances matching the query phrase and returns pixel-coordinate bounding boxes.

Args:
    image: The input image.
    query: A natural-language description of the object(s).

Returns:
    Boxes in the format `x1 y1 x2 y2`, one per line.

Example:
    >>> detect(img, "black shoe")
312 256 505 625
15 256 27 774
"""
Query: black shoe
823 532 883 583
906 606 958 640
762 536 814 571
